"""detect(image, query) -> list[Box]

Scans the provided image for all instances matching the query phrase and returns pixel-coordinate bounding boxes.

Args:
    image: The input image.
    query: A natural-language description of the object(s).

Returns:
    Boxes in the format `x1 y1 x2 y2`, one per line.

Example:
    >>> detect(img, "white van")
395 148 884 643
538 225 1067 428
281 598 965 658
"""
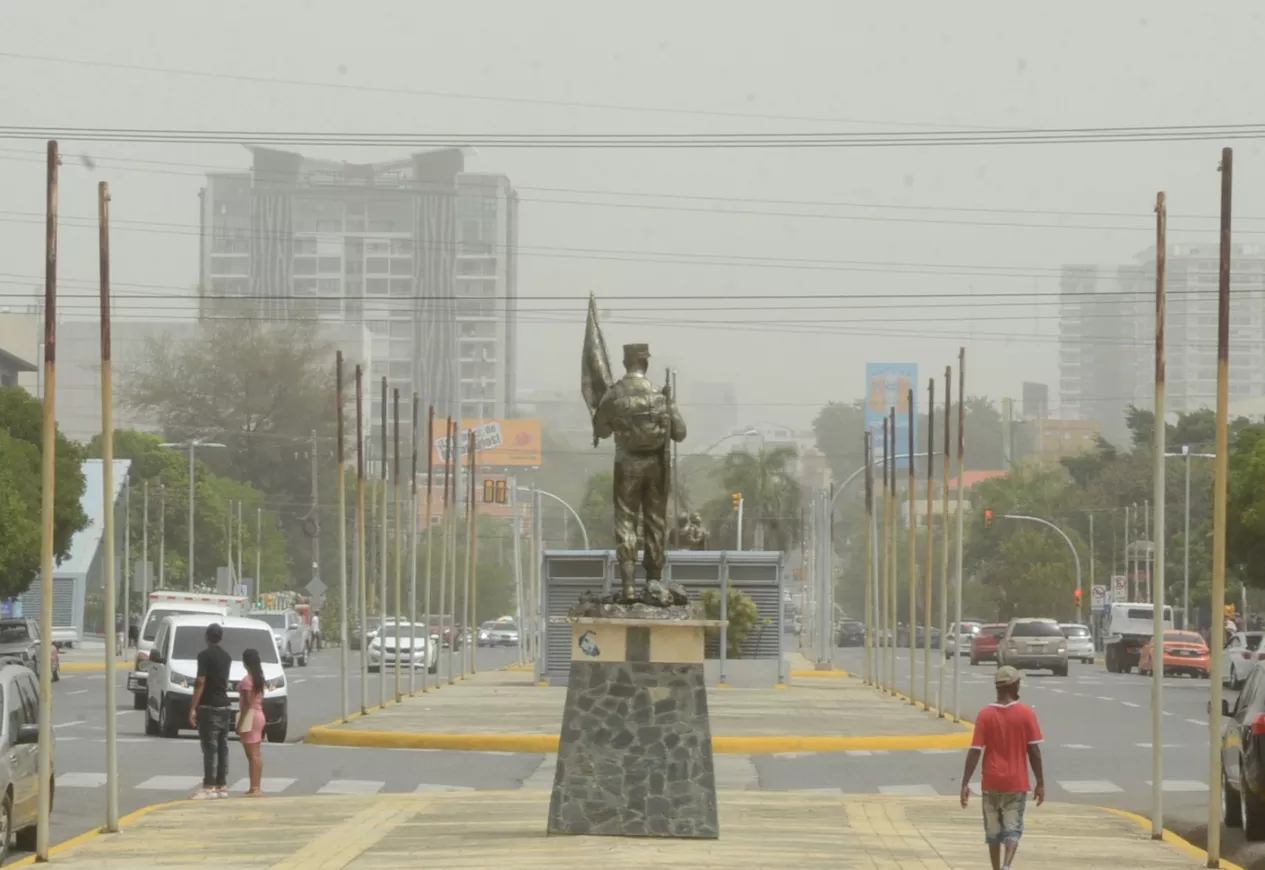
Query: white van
144 614 288 743
127 592 249 710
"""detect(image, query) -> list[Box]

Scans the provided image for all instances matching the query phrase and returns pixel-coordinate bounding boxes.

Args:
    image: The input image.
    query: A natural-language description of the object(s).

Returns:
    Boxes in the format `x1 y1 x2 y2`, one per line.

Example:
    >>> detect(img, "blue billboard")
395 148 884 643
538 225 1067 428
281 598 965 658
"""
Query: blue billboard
865 362 918 470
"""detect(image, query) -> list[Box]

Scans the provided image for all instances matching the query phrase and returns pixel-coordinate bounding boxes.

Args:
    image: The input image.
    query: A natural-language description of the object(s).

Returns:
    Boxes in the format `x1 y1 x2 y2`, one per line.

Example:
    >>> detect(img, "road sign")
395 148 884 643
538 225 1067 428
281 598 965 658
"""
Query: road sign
305 578 327 599
1091 584 1108 612
1111 575 1128 602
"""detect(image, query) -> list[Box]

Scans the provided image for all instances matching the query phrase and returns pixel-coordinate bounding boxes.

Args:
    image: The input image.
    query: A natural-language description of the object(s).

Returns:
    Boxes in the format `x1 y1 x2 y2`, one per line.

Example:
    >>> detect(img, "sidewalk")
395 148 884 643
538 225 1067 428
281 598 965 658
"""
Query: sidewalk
14 791 1237 869
306 668 972 753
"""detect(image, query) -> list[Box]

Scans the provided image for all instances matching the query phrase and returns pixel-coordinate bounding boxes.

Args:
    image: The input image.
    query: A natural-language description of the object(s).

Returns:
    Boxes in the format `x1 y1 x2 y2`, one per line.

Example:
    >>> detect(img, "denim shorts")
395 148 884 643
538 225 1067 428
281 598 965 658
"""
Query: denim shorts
981 791 1026 845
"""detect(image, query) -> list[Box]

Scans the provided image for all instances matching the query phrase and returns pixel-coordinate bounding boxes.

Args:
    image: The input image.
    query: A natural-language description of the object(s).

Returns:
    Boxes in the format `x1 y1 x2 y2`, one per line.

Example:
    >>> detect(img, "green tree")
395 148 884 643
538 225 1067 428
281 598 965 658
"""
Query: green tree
577 471 616 549
709 446 802 550
120 318 335 584
0 387 88 598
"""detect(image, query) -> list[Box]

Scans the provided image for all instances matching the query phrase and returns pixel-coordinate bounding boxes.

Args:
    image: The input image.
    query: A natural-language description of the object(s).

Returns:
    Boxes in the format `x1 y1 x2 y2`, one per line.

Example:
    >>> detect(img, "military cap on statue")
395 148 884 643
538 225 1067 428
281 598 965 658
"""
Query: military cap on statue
623 343 650 359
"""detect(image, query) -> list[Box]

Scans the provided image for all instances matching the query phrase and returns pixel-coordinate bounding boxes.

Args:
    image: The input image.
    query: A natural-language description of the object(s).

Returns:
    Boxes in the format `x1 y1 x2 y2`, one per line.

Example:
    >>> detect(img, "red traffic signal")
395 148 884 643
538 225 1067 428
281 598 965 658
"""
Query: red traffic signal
1074 588 1082 603
984 509 993 529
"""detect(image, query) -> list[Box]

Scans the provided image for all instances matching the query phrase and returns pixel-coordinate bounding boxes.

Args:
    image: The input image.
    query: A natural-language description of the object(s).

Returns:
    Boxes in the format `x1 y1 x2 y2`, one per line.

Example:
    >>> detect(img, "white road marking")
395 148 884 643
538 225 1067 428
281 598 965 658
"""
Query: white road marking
1121 701 1140 708
1060 744 1093 750
65 690 87 696
917 749 957 755
1186 719 1209 727
1147 780 1208 792
1059 780 1123 794
878 784 938 796
1136 743 1184 749
1097 696 1114 702
228 777 295 794
136 775 202 791
55 772 107 788
317 779 384 795
53 720 86 729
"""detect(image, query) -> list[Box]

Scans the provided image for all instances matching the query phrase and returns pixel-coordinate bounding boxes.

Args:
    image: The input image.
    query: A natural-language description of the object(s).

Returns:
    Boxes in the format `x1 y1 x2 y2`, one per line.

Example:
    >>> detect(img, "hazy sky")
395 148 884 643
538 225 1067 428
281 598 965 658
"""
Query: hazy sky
4 1 1264 430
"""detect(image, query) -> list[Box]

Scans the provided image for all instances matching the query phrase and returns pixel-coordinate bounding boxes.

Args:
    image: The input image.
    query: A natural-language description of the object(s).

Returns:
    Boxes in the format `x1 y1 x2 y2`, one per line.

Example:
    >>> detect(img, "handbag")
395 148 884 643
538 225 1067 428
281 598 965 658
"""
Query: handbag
238 708 255 734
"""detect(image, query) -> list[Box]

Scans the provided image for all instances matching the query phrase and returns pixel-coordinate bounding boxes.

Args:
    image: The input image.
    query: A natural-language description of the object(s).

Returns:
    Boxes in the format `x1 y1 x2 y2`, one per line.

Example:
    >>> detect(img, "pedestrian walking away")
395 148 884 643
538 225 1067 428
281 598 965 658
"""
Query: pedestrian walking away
312 611 322 651
236 648 267 796
188 623 233 800
959 665 1045 870
128 612 140 648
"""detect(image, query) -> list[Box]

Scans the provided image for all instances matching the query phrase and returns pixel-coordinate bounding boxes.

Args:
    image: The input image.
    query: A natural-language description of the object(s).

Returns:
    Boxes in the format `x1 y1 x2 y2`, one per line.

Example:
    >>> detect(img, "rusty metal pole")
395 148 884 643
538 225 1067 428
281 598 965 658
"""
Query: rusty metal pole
468 430 478 674
1151 190 1168 840
408 393 419 695
355 366 368 715
906 388 917 705
923 378 935 711
888 406 898 695
422 406 435 693
97 180 120 833
35 140 59 861
863 430 875 686
392 389 403 704
879 419 890 692
441 419 455 685
938 366 952 717
953 348 966 722
378 378 388 706
1209 149 1233 869
335 352 348 722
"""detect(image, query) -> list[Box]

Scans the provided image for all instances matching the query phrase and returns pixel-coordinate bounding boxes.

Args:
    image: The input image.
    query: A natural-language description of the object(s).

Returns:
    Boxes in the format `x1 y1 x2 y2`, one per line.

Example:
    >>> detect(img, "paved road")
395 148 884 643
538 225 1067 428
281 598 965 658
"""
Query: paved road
15 645 520 865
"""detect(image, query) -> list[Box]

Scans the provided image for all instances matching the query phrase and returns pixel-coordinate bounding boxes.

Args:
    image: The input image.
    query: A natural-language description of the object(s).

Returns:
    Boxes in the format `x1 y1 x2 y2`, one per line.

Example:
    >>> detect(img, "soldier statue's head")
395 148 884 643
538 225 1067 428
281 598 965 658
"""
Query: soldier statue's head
622 343 651 375
677 512 690 527
689 511 702 526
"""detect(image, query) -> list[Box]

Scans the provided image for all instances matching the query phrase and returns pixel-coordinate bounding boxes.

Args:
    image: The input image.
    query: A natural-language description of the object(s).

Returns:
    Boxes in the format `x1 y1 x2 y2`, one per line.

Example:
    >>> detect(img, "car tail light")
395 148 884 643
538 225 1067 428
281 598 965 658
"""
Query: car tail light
1253 714 1265 736
1242 651 1254 659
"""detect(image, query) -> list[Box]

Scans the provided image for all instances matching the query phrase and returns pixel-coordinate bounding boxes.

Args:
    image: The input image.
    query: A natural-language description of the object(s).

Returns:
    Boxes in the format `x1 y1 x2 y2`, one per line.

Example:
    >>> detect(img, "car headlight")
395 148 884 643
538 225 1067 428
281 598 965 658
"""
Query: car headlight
172 671 197 689
264 675 286 690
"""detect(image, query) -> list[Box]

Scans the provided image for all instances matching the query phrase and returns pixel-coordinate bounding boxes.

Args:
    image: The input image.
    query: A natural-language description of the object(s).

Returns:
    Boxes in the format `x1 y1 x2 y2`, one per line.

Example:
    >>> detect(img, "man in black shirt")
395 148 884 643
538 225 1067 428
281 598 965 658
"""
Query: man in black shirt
189 623 232 799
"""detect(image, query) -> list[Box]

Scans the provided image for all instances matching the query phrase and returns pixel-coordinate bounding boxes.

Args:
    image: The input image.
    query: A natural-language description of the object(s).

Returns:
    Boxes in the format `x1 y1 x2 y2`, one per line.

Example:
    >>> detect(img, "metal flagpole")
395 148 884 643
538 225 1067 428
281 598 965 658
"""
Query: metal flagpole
863 431 874 685
887 407 898 695
392 389 403 703
938 366 951 717
510 474 525 666
1150 189 1168 839
379 378 388 706
443 418 456 685
922 379 935 711
906 388 917 705
467 430 478 674
877 420 889 691
355 366 368 716
421 406 436 693
953 347 966 722
408 393 419 696
336 352 348 721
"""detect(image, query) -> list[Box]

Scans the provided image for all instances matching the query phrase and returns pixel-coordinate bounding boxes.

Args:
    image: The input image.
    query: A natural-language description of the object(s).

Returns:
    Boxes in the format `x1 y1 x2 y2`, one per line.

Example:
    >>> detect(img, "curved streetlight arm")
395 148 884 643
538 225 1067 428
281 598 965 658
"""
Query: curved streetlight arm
516 486 590 550
1003 513 1083 597
830 452 931 511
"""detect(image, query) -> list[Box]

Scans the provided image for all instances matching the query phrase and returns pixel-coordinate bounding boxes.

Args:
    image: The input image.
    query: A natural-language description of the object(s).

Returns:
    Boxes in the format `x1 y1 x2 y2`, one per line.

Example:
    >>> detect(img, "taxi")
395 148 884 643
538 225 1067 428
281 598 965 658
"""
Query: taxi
1139 629 1210 678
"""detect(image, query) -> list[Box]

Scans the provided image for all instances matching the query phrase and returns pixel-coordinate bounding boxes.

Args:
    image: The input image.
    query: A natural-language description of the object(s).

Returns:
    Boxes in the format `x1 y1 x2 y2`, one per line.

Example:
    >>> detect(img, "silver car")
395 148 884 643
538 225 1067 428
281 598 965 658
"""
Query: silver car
0 664 52 861
1059 623 1095 664
943 621 981 659
997 618 1069 676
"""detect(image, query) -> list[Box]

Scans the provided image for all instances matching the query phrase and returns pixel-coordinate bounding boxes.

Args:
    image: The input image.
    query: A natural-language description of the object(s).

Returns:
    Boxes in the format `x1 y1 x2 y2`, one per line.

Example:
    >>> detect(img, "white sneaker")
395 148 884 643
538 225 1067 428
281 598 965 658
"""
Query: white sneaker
190 789 216 801
216 787 229 798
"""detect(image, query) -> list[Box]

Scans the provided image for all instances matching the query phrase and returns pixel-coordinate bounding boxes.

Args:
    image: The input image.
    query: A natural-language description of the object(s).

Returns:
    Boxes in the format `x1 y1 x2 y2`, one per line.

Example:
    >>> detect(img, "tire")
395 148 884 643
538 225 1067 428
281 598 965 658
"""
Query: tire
144 700 160 736
970 656 979 667
1245 775 1265 841
1225 768 1244 828
51 665 59 683
132 692 146 711
159 699 180 738
299 648 309 667
428 663 438 675
13 785 39 853
265 720 287 743
1055 666 1069 677
1231 665 1240 690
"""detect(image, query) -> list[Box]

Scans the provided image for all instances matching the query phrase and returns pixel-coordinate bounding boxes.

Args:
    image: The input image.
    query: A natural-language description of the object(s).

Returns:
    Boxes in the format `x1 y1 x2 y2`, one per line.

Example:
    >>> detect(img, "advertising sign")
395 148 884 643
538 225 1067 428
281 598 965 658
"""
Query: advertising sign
865 363 918 469
433 418 543 467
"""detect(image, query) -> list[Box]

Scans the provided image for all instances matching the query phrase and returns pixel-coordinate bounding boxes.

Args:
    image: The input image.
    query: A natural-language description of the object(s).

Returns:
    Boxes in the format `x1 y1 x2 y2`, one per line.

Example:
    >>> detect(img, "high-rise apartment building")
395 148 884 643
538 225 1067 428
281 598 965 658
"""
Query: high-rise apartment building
198 147 518 442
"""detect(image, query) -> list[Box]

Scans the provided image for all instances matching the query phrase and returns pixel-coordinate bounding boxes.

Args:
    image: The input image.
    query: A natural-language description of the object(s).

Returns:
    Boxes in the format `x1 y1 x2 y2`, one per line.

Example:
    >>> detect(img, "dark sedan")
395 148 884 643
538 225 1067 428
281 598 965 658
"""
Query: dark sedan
834 620 866 647
1218 661 1265 838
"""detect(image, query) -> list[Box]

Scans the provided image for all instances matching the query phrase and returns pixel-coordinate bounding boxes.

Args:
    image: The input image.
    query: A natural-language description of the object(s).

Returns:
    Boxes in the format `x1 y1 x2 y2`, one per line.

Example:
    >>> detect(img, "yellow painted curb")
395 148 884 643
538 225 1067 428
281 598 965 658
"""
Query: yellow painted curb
506 664 534 672
1102 806 1246 870
303 725 973 754
880 685 975 729
8 799 183 867
791 669 850 678
61 661 133 673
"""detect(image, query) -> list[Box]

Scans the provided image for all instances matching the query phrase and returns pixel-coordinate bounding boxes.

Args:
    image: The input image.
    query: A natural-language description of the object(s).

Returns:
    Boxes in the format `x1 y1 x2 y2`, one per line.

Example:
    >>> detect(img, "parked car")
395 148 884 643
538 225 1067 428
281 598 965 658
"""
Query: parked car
1140 630 1210 678
1217 662 1265 838
145 614 288 742
834 620 866 647
1226 632 1265 689
913 625 941 649
257 610 309 667
969 624 1007 665
0 620 59 684
1059 623 1095 664
996 617 1069 676
0 663 52 862
944 622 982 659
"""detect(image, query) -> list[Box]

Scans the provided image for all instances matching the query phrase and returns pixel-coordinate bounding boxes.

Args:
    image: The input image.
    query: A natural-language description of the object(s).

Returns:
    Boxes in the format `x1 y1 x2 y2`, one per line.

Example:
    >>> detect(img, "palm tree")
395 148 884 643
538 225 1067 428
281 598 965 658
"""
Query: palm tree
710 446 802 550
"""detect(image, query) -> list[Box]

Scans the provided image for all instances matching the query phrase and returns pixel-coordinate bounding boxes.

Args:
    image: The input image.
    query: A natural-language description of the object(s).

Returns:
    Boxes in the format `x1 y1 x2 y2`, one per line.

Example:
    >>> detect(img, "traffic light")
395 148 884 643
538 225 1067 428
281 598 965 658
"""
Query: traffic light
732 492 742 512
495 480 508 505
1074 588 1082 606
984 509 993 529
482 480 495 503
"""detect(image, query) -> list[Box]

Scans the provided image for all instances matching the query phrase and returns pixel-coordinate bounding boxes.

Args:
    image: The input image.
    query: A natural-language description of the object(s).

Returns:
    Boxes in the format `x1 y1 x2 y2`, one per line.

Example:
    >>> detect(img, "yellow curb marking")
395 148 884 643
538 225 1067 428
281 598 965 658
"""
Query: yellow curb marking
791 669 850 678
270 799 418 870
61 661 133 673
1102 806 1247 870
7 799 184 867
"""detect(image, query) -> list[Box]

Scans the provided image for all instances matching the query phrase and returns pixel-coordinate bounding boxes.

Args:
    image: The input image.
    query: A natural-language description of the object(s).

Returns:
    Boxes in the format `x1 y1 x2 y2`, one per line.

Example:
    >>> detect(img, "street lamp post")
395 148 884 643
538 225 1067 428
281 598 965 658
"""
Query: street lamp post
1003 514 1083 622
160 439 226 589
1165 446 1215 629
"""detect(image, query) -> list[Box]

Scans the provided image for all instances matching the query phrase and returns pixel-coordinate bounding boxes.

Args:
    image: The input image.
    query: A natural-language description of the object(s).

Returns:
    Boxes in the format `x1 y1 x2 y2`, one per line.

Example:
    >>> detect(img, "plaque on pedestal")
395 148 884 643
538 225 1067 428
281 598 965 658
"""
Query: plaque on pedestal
547 616 726 839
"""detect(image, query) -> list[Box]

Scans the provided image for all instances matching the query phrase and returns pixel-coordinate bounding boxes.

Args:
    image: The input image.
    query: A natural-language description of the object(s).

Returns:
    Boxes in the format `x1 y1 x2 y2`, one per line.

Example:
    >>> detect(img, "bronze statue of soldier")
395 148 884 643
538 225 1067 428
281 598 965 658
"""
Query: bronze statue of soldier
592 343 687 603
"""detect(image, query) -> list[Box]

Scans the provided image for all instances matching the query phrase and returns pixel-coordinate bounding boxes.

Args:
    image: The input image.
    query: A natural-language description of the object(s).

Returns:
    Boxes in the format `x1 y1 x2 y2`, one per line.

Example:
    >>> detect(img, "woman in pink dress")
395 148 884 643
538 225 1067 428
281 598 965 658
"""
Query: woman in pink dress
236 648 267 796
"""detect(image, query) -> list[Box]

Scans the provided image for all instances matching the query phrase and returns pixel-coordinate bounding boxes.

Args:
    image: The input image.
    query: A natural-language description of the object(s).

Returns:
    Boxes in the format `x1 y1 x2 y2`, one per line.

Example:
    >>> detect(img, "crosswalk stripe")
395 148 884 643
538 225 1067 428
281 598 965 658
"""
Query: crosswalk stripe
317 779 384 795
1060 744 1093 750
1059 780 1123 794
136 775 202 791
1147 780 1208 792
917 749 957 755
55 773 107 788
878 784 938 796
228 777 295 794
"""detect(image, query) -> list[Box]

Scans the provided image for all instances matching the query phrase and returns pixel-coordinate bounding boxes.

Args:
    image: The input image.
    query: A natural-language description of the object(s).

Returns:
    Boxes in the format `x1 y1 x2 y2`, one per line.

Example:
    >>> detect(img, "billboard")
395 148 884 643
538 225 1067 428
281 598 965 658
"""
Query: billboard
432 418 543 467
865 363 918 469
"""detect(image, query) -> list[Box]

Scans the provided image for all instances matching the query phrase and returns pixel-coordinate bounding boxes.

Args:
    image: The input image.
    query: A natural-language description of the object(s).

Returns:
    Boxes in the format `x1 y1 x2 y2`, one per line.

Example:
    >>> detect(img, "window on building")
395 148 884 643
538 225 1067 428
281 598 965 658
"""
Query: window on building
292 277 317 295
389 321 411 339
366 258 390 275
390 239 413 255
390 279 412 297
389 258 413 276
367 278 388 295
318 257 341 274
318 278 341 294
294 258 317 276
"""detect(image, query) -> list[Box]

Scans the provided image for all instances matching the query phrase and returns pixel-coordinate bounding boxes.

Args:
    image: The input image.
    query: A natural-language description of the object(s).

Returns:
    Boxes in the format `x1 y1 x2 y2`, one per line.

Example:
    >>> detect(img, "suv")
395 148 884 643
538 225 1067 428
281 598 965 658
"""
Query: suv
145 615 288 742
997 618 1069 676
0 663 52 862
1218 662 1265 838
256 610 308 667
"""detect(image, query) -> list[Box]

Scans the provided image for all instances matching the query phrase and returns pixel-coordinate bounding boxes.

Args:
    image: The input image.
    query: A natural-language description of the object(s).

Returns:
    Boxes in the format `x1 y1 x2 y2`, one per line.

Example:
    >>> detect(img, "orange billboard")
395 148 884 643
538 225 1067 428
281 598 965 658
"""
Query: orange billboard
432 418 543 468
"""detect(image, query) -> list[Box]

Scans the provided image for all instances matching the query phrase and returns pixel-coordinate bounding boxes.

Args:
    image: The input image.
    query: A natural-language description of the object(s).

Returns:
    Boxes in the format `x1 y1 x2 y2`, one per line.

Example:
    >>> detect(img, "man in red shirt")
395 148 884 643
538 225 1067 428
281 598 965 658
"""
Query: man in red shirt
959 666 1045 870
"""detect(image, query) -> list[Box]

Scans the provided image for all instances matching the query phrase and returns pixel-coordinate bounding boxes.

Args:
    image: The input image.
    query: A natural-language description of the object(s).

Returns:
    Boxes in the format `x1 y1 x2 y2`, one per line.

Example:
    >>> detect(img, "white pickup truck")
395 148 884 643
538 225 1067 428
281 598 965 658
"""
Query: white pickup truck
127 592 249 709
256 610 310 667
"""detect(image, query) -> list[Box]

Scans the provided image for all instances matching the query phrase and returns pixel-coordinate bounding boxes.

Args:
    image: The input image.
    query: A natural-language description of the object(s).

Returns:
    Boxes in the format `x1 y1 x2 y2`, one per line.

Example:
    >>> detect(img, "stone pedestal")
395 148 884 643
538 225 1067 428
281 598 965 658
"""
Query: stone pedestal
547 617 724 839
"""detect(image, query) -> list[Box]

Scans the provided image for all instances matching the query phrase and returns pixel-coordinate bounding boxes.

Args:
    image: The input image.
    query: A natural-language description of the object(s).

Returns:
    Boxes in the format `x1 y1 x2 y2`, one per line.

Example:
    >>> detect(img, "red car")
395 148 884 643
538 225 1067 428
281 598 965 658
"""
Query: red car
970 623 1007 665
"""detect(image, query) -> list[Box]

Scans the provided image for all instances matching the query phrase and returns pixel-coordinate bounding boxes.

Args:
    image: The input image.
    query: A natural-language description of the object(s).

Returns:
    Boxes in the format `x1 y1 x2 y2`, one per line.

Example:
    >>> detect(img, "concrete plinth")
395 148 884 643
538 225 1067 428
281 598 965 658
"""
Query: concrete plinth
547 617 725 839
